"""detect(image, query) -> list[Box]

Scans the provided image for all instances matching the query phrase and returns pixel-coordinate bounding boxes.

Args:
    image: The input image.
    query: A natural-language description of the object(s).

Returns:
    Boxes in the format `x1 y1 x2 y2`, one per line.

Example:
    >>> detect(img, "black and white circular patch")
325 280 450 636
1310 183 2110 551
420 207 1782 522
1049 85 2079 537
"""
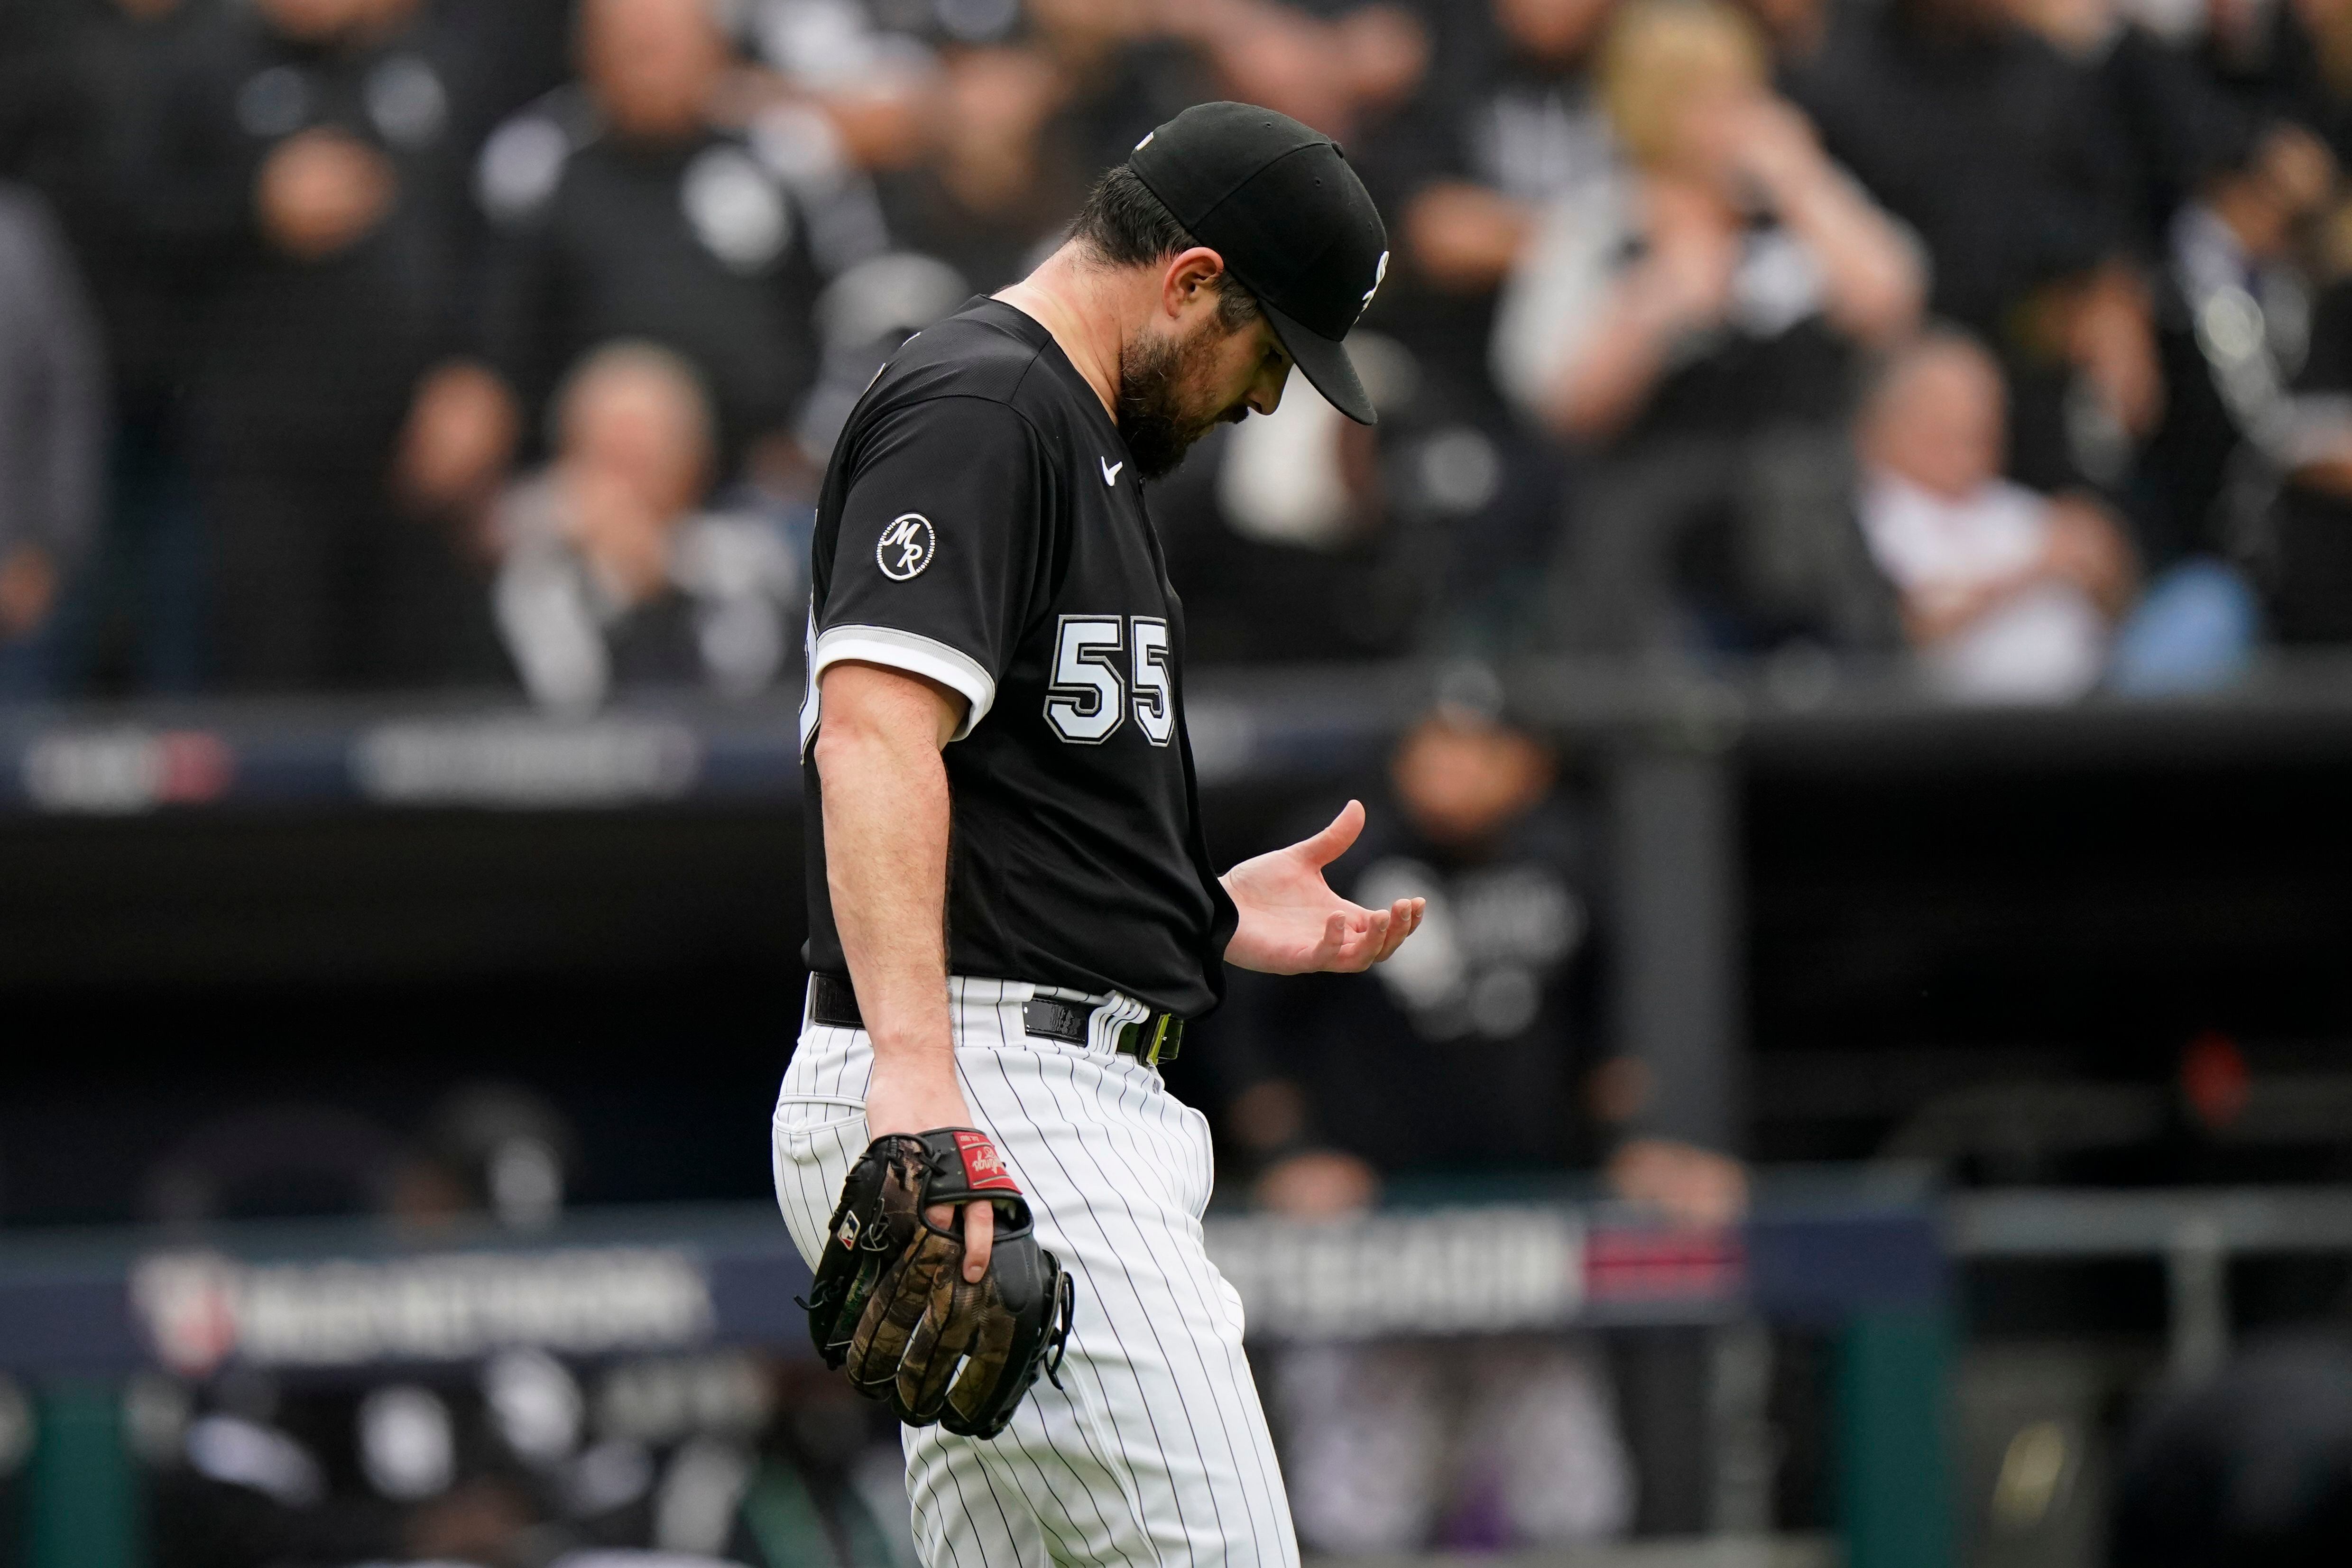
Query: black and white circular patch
876 514 936 581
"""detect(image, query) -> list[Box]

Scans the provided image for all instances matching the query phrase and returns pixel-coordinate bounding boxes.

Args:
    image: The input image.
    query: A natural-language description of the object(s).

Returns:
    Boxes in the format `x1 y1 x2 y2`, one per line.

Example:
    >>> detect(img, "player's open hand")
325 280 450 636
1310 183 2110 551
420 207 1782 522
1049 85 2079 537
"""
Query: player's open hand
1219 800 1425 975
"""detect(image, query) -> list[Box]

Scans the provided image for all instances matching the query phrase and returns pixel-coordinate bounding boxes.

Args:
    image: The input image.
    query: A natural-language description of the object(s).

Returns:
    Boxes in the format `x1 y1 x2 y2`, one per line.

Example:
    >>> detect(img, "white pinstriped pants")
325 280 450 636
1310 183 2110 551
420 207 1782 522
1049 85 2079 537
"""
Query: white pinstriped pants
772 977 1301 1568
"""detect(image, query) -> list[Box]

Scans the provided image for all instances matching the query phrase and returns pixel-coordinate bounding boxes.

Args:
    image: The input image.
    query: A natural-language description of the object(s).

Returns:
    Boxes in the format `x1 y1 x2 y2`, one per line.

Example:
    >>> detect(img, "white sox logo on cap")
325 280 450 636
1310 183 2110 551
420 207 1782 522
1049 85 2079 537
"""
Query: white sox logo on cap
1359 250 1389 321
877 513 935 580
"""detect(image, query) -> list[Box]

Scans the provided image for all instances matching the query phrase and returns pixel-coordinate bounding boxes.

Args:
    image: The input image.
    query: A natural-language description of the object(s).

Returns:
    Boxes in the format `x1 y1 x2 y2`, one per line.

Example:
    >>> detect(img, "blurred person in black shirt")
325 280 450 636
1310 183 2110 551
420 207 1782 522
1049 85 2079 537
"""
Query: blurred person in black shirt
492 341 800 711
18 0 231 694
2004 0 2252 253
1204 692 1744 1222
2205 0 2352 171
0 183 105 699
1028 0 1213 172
1209 704 1603 1206
1165 0 1429 147
1998 3 2327 666
1199 693 1742 1551
162 0 482 689
1498 0 1917 657
1784 0 2160 493
2140 122 2337 569
413 0 878 519
425 0 574 150
2248 214 2352 642
871 41 1084 294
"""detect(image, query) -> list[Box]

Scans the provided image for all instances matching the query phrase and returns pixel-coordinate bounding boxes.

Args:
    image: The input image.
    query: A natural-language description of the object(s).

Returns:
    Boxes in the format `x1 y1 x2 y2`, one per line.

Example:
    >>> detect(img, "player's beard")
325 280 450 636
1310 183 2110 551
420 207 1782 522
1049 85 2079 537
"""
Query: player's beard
1115 320 1235 482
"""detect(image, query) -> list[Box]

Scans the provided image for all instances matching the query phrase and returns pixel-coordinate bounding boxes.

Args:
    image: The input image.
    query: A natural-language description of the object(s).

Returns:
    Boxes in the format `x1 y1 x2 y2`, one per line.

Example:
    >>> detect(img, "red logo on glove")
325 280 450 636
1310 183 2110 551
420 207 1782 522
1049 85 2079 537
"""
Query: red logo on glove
952 1131 1021 1193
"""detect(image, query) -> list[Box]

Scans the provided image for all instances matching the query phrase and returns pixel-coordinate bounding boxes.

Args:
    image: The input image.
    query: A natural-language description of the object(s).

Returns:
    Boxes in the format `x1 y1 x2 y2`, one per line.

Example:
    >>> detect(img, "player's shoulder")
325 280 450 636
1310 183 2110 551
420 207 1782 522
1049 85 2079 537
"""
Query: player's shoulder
862 300 1104 441
869 304 1050 407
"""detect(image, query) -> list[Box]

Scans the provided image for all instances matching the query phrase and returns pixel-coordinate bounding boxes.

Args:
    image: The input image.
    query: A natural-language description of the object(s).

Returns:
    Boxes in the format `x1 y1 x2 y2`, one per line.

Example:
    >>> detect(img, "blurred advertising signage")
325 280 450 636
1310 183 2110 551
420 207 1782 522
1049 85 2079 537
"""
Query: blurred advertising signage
1207 1207 1586 1339
130 1246 715 1376
19 728 235 813
1206 1209 1750 1339
1580 1225 1745 1307
351 718 702 807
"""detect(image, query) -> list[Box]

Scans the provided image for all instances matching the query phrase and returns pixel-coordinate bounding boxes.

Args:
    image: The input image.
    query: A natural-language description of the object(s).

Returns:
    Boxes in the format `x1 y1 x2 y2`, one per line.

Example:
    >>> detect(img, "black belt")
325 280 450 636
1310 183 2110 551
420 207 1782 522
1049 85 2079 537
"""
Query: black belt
808 973 1184 1065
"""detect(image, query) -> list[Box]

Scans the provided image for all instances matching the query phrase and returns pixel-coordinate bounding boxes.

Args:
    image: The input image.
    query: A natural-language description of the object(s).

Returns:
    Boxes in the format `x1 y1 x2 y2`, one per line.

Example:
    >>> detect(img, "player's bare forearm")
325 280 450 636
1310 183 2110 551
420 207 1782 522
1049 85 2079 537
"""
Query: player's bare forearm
1221 799 1425 974
814 661 996 1278
813 663 965 1116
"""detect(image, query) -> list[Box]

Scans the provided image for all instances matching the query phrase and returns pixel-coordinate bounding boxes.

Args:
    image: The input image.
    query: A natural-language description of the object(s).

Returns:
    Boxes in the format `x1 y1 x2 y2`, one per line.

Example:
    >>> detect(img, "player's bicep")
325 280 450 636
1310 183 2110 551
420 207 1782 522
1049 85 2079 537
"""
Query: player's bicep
817 659 966 751
816 397 1046 741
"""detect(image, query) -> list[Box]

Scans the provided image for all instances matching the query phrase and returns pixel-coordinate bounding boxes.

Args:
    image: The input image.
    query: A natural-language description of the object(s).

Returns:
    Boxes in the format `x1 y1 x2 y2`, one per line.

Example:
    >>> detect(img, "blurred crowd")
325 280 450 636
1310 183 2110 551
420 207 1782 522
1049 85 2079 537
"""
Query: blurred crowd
7 0 2352 703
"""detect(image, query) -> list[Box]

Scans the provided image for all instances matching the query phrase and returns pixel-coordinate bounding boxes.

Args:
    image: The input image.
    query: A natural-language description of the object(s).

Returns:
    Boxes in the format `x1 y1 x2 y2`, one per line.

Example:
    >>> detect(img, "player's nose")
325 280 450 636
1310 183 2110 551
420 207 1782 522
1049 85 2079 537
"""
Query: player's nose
1245 365 1287 417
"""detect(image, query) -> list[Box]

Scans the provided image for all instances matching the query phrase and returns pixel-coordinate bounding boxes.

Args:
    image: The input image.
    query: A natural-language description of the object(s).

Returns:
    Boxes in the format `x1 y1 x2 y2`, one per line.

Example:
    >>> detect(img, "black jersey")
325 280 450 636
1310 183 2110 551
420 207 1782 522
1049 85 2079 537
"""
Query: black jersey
801 298 1238 1017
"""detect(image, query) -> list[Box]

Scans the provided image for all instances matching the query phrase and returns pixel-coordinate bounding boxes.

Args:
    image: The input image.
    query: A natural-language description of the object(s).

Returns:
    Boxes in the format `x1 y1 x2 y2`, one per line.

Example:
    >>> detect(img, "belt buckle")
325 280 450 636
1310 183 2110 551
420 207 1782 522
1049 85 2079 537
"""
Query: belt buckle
1137 1013 1182 1066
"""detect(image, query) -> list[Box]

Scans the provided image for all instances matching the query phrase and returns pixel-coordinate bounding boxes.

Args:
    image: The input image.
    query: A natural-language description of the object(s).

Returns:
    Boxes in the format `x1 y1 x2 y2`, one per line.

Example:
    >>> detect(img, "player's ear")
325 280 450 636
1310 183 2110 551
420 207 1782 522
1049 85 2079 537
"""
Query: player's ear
1160 246 1229 323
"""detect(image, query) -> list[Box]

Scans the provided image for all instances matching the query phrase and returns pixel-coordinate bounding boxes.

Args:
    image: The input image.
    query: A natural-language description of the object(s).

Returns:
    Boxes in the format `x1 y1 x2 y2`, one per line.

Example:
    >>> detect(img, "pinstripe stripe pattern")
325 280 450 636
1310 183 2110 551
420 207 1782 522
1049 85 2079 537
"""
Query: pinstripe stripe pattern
773 976 1300 1568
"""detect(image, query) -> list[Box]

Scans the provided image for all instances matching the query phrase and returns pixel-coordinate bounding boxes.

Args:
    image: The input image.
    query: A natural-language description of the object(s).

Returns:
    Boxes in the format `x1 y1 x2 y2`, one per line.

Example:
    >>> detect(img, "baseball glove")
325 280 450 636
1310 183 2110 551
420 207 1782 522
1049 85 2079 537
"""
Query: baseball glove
803 1127 1074 1439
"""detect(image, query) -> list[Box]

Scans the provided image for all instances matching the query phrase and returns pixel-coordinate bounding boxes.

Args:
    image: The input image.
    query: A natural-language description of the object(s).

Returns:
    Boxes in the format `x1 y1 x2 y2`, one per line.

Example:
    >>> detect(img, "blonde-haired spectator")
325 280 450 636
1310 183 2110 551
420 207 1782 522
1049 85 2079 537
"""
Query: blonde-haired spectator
1496 0 1921 654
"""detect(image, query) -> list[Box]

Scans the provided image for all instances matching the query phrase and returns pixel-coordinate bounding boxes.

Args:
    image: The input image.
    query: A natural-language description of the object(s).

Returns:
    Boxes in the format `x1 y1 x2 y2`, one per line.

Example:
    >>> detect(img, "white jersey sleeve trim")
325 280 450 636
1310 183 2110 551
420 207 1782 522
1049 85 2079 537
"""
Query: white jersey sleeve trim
811 624 997 741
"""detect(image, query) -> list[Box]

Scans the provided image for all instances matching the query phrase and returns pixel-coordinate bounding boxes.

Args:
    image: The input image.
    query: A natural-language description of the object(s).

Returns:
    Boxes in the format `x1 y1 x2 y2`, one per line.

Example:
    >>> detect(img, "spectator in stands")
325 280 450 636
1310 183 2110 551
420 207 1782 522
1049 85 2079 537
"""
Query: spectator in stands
1163 0 1430 148
20 0 227 695
0 181 105 700
871 41 1078 295
1856 332 2135 700
414 0 888 517
163 0 480 690
2206 0 2352 173
423 0 574 157
1029 0 1204 167
2008 0 2253 255
2147 124 2338 565
1283 0 1612 649
1498 0 1917 656
728 0 937 176
492 341 800 713
2251 204 2352 642
1786 0 2160 493
1359 0 1618 422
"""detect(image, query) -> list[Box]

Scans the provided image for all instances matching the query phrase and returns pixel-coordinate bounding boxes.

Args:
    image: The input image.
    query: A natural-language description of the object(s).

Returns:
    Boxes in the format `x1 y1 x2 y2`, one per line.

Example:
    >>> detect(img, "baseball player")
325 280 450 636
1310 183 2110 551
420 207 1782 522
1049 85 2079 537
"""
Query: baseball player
771 102 1424 1565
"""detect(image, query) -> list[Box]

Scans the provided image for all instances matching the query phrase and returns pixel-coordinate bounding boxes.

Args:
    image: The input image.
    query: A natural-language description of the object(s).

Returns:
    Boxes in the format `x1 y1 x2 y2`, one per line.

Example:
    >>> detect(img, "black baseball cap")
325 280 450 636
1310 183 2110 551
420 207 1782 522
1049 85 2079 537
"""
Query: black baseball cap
1128 101 1391 424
